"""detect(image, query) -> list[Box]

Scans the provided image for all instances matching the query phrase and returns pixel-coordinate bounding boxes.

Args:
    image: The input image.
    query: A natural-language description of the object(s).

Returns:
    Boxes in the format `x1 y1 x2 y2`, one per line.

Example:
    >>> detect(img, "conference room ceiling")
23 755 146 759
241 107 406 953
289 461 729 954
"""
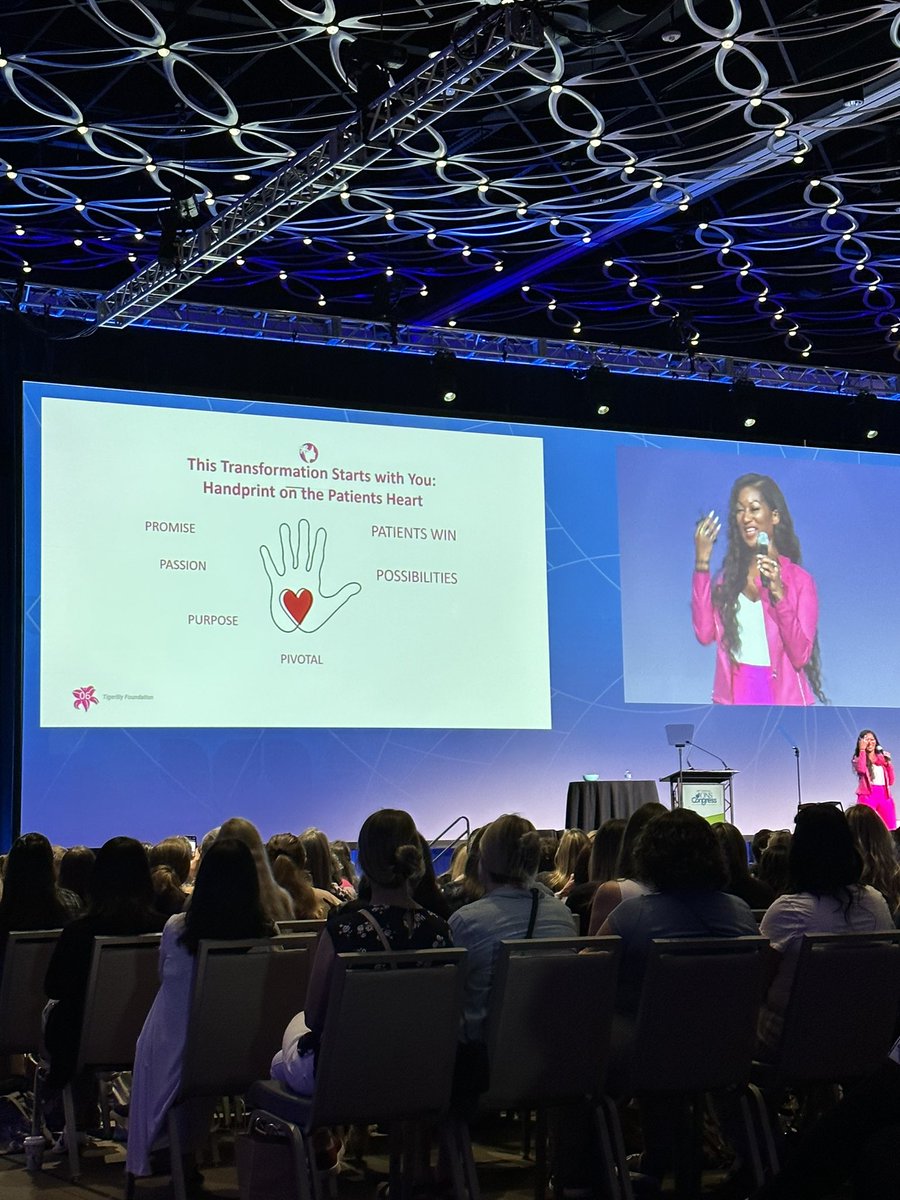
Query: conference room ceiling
2 0 900 372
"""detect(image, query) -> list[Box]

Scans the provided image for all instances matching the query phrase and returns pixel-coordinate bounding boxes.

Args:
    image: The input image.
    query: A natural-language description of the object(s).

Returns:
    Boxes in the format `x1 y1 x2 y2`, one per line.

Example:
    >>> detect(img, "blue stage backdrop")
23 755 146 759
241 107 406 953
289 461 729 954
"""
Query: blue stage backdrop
21 380 899 846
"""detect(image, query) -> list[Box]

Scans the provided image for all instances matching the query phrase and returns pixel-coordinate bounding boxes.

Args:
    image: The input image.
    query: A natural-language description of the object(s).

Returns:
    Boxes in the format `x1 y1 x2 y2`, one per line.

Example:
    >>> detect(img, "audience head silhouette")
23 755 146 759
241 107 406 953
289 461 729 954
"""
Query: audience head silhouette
790 803 862 894
479 814 541 888
357 808 424 891
634 808 727 892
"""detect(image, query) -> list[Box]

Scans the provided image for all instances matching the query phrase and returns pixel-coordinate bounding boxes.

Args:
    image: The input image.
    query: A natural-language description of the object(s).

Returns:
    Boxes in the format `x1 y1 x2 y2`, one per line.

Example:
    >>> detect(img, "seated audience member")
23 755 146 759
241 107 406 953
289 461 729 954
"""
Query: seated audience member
588 802 667 934
758 803 894 1059
127 838 274 1181
448 814 577 1045
599 809 758 1186
218 817 294 923
271 809 451 1094
846 802 900 919
300 828 354 902
599 808 758 1016
330 840 358 896
266 833 333 919
566 818 626 935
750 828 772 874
357 832 452 921
441 827 486 914
714 822 775 911
757 830 792 899
57 845 95 911
148 838 193 890
411 833 451 920
0 833 77 969
544 828 590 895
151 865 189 917
43 837 166 1088
438 842 466 888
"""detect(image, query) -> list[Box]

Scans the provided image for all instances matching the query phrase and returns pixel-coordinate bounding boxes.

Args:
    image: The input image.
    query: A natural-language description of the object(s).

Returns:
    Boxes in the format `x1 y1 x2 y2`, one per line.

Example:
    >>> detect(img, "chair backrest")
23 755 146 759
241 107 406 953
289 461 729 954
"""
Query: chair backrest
772 930 900 1083
178 936 312 1101
0 929 61 1055
310 948 466 1128
627 936 768 1094
275 919 325 955
76 934 162 1070
482 936 620 1109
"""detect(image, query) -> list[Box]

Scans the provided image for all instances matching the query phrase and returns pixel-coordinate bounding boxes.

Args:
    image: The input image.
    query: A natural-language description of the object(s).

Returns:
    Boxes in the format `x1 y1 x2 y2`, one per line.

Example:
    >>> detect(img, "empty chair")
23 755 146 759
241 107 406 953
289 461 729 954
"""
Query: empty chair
59 933 162 1179
0 929 61 1059
444 936 628 1200
611 936 768 1200
0 929 61 1136
751 929 900 1175
246 947 466 1200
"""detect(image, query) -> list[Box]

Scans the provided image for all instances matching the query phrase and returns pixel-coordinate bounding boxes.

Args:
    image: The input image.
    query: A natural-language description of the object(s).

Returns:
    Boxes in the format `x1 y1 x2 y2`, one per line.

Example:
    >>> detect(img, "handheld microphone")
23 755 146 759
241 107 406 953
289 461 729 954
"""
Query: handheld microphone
756 530 771 589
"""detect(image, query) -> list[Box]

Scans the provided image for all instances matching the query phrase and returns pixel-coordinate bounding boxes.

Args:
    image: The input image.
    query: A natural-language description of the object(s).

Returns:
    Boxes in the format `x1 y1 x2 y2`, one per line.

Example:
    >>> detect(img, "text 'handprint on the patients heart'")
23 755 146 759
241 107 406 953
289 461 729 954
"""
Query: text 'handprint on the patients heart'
281 588 314 625
260 520 361 633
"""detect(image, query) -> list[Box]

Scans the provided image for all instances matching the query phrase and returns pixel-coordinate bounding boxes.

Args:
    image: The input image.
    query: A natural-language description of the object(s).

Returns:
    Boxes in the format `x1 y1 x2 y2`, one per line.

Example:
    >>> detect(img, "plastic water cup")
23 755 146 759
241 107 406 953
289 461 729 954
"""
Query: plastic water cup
24 1135 45 1172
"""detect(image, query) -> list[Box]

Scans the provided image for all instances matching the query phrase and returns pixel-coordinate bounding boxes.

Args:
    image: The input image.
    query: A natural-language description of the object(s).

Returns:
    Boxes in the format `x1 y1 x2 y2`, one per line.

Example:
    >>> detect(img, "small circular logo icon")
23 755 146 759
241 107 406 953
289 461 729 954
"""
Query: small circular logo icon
299 442 319 464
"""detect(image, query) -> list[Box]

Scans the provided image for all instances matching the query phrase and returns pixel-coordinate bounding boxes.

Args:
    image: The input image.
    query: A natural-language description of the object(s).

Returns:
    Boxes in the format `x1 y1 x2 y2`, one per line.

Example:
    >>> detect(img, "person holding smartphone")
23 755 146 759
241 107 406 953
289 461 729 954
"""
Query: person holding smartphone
692 472 826 705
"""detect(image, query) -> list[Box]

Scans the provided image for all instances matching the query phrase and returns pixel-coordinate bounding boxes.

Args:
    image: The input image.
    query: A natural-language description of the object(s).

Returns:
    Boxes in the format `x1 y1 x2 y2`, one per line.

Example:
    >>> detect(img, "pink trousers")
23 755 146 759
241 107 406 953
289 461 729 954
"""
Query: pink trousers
859 785 897 831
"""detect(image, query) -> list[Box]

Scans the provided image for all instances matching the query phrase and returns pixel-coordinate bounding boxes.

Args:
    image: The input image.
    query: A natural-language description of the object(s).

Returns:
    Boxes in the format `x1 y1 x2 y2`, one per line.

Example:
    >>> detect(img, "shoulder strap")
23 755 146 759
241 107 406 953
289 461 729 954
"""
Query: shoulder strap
525 887 540 939
358 907 393 953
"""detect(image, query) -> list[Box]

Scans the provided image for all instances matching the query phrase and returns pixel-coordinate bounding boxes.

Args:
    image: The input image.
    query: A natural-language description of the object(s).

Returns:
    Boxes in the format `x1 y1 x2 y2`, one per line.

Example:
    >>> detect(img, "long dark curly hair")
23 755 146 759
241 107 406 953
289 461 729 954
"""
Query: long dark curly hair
712 473 827 704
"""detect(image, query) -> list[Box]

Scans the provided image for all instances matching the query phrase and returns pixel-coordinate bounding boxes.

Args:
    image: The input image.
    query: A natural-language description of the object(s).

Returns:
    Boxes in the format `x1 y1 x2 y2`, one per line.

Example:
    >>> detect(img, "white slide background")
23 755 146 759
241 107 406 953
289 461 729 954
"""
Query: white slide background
40 394 550 729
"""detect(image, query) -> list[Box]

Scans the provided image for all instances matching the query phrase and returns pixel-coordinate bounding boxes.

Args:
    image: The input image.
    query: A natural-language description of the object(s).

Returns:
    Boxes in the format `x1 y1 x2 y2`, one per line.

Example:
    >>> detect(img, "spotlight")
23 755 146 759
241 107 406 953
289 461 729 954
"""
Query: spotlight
431 349 458 404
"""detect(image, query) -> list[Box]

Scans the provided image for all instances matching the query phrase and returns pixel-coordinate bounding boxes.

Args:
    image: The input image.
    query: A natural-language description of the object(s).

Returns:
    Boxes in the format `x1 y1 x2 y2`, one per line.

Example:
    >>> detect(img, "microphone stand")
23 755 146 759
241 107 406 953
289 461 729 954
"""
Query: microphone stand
794 746 802 810
687 740 731 770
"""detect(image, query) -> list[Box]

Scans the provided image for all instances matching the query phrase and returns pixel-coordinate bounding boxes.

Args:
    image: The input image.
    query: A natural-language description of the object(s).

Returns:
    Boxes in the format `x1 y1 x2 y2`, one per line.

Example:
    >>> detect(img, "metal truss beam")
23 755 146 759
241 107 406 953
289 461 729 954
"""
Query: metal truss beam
10 280 900 401
95 4 546 330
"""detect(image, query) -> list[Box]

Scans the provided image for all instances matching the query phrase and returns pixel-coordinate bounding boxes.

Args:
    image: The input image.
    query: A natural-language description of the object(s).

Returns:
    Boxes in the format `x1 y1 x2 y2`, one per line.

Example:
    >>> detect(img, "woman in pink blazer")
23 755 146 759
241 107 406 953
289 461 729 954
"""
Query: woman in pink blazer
691 473 826 706
853 729 896 829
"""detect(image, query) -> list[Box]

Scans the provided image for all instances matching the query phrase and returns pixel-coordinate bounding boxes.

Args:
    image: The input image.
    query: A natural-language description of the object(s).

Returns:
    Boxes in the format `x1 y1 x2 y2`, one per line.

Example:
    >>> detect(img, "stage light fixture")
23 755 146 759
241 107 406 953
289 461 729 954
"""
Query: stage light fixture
431 348 458 404
866 429 879 439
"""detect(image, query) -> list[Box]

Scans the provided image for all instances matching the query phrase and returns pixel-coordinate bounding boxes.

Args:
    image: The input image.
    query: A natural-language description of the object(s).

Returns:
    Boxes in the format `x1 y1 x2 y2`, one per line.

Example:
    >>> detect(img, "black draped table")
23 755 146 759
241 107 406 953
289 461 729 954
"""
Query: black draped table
565 779 661 830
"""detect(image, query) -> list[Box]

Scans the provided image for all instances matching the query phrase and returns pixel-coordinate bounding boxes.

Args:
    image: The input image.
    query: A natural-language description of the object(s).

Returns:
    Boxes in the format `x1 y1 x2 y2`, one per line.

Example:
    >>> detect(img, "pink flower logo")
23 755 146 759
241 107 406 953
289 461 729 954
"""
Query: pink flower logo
73 686 99 713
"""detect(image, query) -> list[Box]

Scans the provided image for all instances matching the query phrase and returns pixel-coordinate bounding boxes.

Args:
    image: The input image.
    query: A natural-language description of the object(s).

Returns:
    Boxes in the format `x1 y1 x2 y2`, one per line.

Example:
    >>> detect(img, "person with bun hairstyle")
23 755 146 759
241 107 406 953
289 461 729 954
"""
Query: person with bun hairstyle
448 814 576 1044
271 809 451 1094
852 730 896 830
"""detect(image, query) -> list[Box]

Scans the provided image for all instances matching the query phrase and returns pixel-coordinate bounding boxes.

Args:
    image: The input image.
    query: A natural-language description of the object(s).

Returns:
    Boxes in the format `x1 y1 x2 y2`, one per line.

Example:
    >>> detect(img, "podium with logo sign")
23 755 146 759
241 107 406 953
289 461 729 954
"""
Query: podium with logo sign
659 770 735 825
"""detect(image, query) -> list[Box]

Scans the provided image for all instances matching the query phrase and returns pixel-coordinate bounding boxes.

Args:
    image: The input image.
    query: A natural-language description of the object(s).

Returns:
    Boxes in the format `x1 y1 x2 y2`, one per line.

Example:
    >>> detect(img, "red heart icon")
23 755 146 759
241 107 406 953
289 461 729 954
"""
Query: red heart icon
281 588 314 625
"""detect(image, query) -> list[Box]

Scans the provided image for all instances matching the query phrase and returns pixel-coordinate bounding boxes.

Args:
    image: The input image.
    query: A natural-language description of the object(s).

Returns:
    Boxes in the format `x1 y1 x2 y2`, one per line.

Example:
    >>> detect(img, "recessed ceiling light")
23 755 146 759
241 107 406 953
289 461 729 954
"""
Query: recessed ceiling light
866 429 879 439
234 173 251 181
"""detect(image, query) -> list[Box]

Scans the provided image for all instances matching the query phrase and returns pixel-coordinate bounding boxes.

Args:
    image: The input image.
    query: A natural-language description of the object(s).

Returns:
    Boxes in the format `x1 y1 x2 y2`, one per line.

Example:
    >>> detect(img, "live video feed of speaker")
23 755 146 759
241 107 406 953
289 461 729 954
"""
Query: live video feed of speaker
21 381 900 847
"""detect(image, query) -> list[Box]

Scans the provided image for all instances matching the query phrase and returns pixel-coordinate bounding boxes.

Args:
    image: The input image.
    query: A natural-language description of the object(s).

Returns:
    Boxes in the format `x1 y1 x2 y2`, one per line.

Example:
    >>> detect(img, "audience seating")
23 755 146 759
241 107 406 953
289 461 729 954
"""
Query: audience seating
60 933 162 1179
610 935 768 1200
751 929 900 1175
245 947 467 1200
0 929 61 1135
443 935 629 1200
140 933 314 1200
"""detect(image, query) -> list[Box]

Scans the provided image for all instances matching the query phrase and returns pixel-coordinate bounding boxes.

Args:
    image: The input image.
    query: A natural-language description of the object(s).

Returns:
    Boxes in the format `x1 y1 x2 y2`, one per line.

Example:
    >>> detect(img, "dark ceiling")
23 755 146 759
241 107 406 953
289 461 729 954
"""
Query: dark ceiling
2 0 900 373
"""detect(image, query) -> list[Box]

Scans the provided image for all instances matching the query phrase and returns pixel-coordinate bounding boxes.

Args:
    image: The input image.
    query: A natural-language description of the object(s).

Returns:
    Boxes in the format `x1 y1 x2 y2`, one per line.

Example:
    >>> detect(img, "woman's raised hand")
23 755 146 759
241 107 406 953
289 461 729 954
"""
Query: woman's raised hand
694 511 720 568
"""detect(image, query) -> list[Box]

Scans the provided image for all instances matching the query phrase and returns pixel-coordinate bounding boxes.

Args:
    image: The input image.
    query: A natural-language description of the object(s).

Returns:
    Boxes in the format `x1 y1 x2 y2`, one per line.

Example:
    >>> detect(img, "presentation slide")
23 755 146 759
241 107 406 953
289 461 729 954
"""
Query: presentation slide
20 381 900 847
39 395 549 730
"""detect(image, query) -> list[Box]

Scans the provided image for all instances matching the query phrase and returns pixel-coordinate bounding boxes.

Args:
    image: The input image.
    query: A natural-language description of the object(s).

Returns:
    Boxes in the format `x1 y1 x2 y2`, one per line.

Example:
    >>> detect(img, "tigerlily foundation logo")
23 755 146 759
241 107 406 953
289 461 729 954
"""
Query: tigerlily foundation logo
72 685 99 713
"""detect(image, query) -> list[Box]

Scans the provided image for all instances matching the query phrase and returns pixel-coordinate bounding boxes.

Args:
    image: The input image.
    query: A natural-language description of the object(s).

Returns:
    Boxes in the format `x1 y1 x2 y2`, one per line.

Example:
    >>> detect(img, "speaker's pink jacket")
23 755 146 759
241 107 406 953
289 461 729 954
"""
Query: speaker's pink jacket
691 560 818 705
852 752 894 797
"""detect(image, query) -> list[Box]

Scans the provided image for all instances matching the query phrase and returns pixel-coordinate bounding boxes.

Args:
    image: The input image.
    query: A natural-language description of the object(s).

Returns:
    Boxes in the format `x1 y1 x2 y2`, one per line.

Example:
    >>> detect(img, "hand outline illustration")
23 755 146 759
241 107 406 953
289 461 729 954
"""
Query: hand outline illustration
260 520 361 633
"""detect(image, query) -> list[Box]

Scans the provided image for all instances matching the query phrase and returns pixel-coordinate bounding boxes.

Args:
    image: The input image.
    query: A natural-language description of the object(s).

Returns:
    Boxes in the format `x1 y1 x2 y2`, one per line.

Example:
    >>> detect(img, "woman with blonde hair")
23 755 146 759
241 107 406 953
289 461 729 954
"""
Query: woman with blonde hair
545 828 590 894
218 816 294 922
